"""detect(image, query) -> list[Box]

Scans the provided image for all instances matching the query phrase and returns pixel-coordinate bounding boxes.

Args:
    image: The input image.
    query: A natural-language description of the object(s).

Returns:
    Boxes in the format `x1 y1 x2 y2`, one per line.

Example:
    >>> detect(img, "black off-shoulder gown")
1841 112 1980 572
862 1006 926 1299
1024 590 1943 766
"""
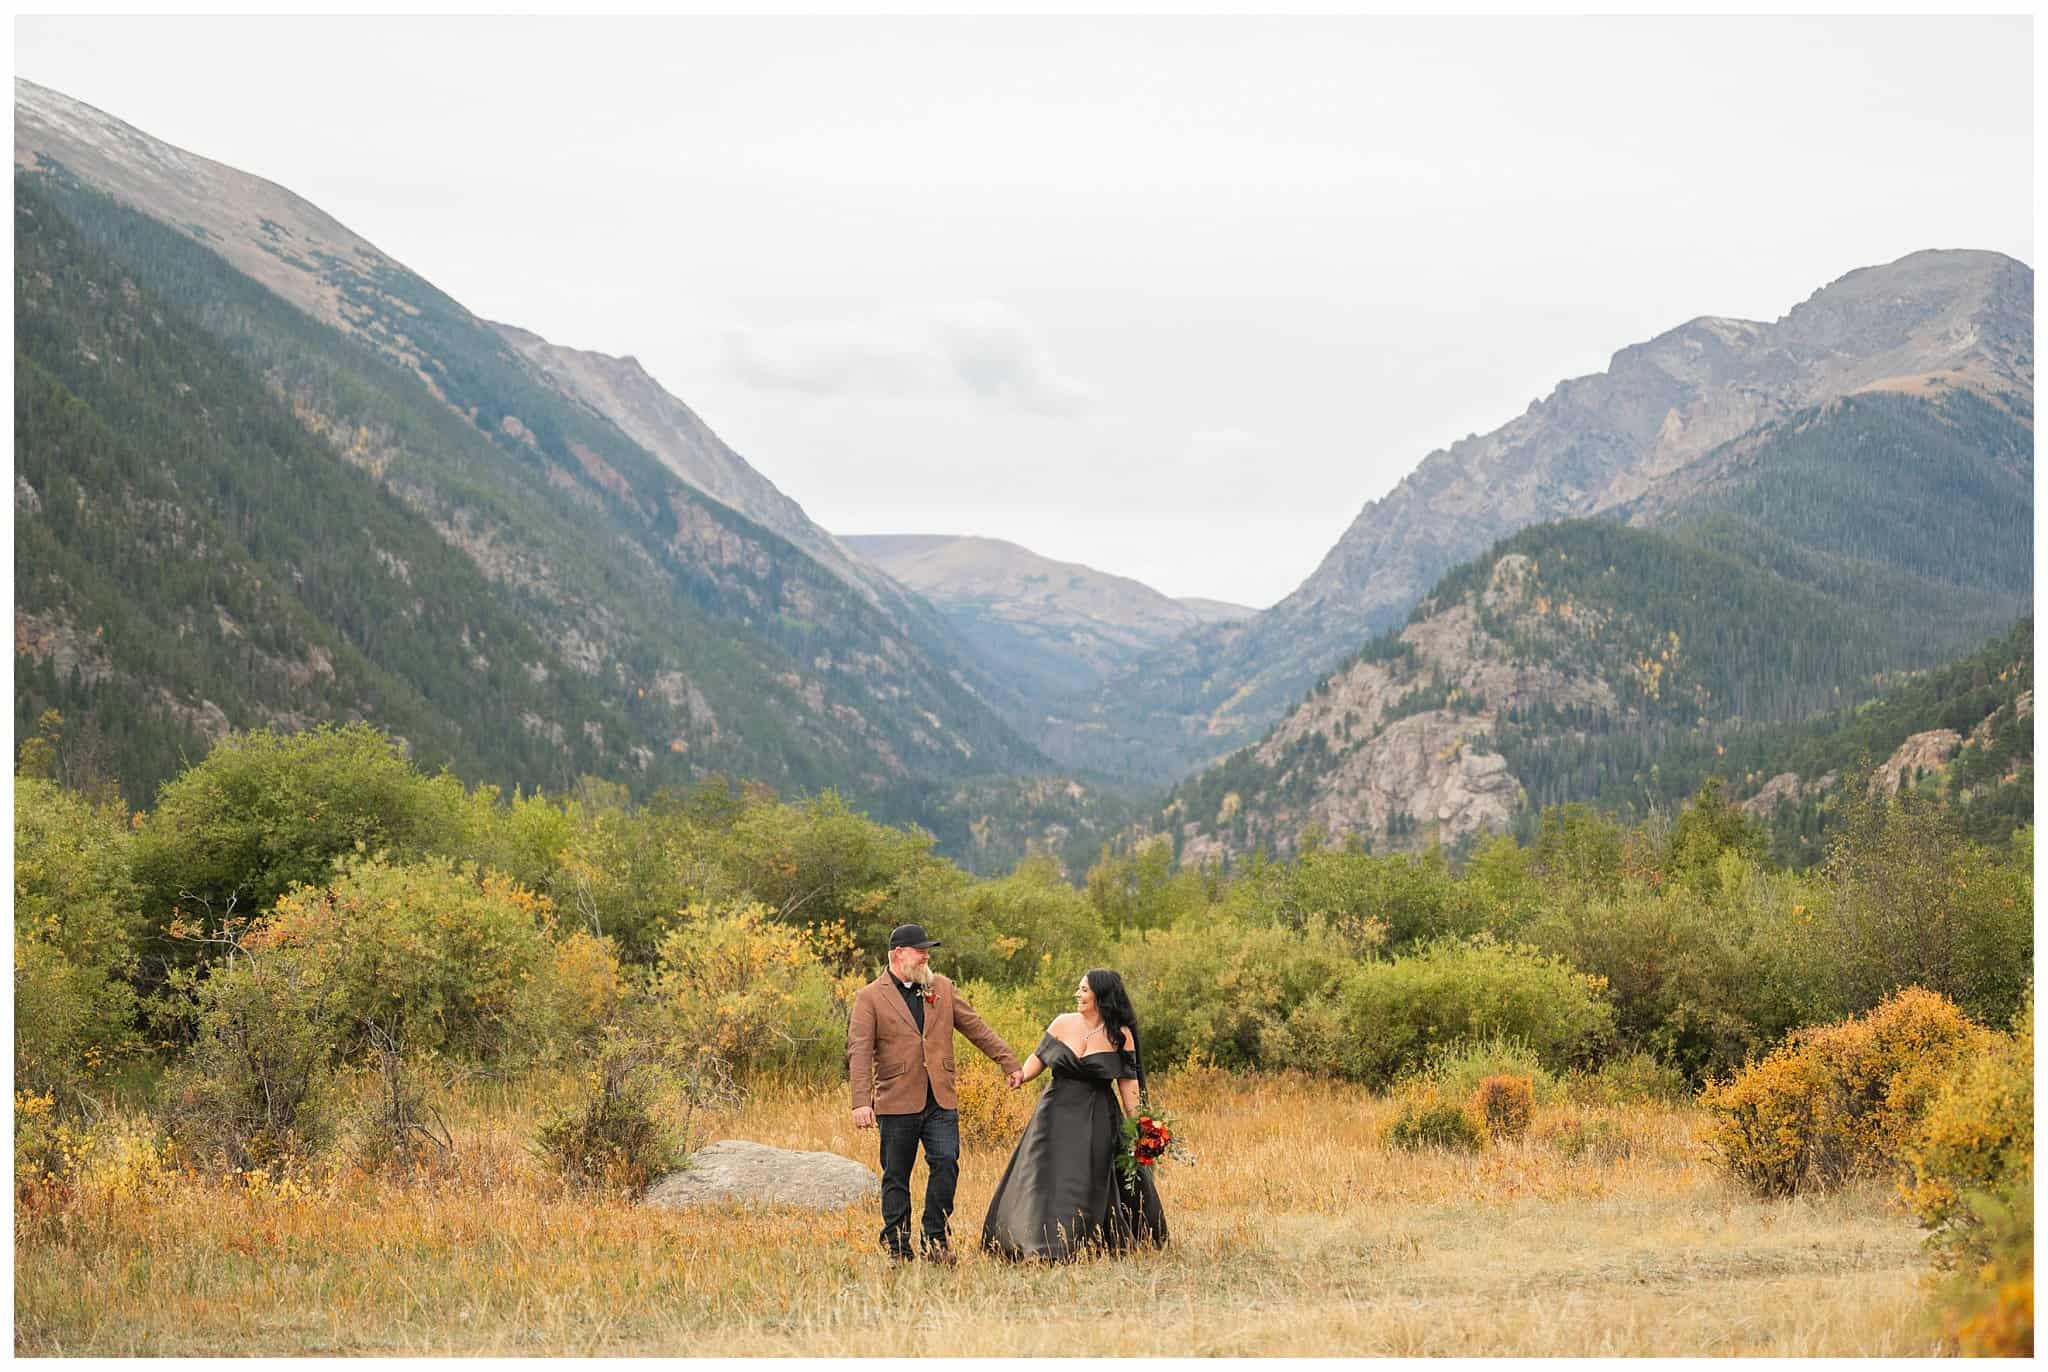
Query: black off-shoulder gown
980 1033 1168 1260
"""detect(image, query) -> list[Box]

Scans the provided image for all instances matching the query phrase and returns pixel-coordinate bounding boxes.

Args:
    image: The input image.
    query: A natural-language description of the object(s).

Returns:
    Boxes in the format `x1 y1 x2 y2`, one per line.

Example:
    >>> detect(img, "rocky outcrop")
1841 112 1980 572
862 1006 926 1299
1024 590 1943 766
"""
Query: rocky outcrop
1872 728 1964 795
643 1141 878 1212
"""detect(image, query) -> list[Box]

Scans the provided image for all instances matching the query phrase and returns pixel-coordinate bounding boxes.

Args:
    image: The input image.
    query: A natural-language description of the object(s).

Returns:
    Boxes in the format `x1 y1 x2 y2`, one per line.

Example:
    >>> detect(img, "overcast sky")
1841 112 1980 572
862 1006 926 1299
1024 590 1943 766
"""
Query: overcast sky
15 16 2034 607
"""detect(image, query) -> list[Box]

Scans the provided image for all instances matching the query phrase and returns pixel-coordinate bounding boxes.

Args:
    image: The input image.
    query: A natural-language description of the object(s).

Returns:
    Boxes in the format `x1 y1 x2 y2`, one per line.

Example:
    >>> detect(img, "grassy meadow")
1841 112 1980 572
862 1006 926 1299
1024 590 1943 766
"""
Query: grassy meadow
16 1069 1943 1357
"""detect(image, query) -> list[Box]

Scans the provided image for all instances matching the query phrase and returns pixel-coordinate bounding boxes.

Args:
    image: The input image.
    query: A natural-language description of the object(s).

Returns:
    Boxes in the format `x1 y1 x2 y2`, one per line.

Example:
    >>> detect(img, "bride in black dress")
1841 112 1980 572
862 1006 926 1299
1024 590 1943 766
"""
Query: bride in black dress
981 969 1168 1260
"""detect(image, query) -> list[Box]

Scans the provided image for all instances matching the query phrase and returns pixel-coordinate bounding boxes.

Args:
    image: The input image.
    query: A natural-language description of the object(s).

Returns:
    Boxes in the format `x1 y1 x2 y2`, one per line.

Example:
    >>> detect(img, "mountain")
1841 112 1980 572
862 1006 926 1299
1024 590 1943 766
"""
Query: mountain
1066 248 2034 785
1161 414 2032 867
490 323 906 614
1176 596 1260 625
841 533 1254 704
13 79 1046 816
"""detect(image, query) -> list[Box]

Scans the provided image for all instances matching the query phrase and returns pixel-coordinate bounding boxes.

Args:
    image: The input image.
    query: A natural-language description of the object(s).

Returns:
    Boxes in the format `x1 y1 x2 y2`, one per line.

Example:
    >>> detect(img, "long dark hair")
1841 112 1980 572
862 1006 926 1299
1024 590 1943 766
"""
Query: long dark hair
1085 969 1145 1094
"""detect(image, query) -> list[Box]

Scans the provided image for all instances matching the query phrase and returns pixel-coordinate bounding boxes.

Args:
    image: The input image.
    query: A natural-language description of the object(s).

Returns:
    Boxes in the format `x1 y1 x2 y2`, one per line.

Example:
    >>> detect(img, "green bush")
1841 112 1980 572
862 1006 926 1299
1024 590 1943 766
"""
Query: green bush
1338 935 1615 1088
1420 1035 1558 1103
158 931 339 1171
1565 1050 1691 1107
1382 1088 1484 1153
1520 867 1807 1083
712 790 953 957
260 855 562 1063
131 723 465 942
1219 845 1480 952
1108 916 1362 1073
1807 783 2033 1027
938 854 1108 988
13 777 143 1098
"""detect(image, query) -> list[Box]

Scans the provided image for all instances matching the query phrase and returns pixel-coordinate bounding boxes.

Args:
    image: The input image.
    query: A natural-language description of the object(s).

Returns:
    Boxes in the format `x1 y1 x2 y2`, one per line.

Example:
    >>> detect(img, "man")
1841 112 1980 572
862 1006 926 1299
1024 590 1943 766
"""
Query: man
848 923 1023 1262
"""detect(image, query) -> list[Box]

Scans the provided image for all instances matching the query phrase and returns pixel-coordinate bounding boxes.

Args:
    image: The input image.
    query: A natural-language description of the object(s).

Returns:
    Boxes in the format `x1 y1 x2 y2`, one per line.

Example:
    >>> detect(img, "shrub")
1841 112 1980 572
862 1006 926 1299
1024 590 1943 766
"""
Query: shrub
939 855 1108 988
1338 935 1615 1088
1565 1050 1690 1107
1808 782 2033 1027
1473 1075 1535 1142
1109 916 1362 1074
1422 1035 1557 1103
1220 845 1477 952
131 723 463 942
649 903 850 1080
1701 987 1990 1198
1907 989 2031 1269
1542 1109 1637 1165
712 790 953 956
1381 1087 1484 1153
1519 870 1803 1084
14 777 143 1100
260 855 562 1063
1933 1175 2032 1356
949 977 1061 1148
549 930 626 1048
535 1034 688 1195
158 927 339 1172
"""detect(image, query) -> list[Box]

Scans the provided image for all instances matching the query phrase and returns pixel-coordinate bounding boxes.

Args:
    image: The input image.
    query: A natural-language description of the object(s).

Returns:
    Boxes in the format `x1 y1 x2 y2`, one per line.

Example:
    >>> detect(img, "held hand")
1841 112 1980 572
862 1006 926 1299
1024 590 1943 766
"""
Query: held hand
852 1106 876 1129
1006 1070 1023 1089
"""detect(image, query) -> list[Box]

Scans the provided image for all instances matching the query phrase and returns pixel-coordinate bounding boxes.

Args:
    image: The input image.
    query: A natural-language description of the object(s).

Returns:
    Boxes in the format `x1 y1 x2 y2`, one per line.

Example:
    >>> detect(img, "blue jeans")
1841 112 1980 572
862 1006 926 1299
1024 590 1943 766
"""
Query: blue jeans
877 1090 960 1256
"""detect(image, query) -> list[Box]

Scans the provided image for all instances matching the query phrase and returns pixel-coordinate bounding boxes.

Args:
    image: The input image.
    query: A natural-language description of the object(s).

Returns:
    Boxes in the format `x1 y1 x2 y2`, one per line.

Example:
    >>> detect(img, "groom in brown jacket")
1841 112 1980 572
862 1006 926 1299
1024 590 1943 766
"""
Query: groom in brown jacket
849 923 1022 1262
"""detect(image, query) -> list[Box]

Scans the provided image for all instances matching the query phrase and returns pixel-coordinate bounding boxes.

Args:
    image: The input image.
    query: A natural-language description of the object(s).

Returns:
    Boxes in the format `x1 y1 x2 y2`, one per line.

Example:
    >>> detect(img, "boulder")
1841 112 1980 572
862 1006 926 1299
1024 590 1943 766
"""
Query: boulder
643 1140 878 1212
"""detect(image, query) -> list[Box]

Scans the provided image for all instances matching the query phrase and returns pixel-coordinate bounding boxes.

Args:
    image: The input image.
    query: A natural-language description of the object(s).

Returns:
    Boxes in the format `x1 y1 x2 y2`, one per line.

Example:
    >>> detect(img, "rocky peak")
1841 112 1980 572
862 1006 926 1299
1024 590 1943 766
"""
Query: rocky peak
1156 246 2033 775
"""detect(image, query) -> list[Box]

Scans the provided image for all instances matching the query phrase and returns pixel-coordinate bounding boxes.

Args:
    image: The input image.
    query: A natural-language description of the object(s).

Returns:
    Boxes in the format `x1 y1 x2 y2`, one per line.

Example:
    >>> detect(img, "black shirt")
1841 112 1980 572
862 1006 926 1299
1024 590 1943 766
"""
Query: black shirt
895 977 926 1033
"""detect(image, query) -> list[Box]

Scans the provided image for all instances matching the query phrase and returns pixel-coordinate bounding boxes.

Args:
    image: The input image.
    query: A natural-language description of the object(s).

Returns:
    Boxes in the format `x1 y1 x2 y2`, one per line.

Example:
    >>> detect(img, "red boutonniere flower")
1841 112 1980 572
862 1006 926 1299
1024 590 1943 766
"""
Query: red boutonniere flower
921 989 937 1005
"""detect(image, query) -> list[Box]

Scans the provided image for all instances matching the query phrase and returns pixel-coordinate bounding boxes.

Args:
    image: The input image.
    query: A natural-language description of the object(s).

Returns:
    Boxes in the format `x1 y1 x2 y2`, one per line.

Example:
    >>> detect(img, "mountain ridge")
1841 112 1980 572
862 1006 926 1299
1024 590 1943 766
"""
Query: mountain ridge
1063 246 2033 785
13 81 1051 824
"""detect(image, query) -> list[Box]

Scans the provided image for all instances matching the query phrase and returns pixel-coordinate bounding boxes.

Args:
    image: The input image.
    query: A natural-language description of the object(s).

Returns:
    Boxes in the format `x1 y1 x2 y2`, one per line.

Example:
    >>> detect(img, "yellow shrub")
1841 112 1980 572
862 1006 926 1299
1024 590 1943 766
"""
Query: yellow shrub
550 930 624 1044
954 1062 1033 1150
1701 987 1989 1198
1472 1074 1535 1142
650 903 845 1079
1906 992 2032 1249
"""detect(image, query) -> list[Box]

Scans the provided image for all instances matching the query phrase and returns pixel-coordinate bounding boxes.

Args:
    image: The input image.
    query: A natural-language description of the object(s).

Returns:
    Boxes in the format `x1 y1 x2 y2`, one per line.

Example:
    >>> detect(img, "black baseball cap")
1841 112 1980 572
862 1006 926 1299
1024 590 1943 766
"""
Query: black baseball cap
889 923 941 949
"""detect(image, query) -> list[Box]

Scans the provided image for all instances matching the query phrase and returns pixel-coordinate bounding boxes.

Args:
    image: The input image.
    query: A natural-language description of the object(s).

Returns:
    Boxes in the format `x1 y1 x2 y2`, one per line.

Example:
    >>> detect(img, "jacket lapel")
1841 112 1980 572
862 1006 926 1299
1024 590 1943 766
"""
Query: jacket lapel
877 974 920 1034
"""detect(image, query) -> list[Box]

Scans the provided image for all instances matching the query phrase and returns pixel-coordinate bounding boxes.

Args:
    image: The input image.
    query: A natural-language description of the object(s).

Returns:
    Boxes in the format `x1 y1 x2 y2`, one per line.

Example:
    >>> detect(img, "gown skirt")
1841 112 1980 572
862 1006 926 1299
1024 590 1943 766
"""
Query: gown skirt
980 1033 1168 1260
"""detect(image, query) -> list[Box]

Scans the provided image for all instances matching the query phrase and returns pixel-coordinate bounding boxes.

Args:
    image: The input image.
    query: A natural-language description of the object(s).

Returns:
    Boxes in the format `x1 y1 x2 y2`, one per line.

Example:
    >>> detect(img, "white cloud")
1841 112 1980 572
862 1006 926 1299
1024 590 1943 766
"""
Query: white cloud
725 302 1095 415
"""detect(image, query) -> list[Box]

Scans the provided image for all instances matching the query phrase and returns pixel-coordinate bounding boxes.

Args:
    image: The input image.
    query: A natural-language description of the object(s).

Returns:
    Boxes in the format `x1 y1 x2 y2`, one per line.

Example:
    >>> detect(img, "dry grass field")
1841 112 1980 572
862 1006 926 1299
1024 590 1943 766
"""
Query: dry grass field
15 1069 1944 1356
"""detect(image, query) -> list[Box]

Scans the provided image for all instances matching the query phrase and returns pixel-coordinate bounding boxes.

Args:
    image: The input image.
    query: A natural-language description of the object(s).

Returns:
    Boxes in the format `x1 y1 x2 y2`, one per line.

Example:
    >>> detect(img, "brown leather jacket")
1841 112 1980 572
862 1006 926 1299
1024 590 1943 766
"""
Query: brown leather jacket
848 972 1020 1113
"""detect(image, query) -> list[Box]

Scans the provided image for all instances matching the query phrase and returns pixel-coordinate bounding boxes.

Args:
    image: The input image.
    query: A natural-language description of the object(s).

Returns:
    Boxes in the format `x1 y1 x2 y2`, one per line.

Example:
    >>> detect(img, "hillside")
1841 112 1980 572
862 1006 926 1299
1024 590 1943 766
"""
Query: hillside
841 533 1253 703
1160 431 2032 867
13 86 1046 817
1062 250 2033 785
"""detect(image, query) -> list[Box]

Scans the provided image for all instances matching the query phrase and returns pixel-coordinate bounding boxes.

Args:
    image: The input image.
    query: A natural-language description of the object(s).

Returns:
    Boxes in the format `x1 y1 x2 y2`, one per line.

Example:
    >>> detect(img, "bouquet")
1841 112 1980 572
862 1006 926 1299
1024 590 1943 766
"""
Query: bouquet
1114 1108 1188 1187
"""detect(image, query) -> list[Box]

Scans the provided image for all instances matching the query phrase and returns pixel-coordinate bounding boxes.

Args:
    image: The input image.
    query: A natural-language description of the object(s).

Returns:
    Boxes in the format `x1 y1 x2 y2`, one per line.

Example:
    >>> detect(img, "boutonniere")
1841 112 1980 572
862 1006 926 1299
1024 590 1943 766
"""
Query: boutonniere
920 987 937 1005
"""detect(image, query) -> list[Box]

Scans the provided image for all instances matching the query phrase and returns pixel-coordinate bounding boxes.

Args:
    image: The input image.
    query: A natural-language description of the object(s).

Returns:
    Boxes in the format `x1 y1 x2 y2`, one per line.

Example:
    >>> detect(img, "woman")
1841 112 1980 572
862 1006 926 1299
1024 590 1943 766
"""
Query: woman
980 969 1168 1260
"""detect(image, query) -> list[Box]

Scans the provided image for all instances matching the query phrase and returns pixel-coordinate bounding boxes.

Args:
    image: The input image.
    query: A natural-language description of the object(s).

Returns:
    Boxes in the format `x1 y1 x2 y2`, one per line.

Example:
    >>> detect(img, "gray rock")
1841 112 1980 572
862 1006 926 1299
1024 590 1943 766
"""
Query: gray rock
643 1140 878 1213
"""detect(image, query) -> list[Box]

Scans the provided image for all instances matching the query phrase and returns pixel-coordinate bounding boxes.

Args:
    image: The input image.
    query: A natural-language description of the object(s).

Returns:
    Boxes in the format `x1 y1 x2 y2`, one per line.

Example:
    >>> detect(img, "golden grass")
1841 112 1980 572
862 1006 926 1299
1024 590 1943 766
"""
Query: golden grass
16 1069 1943 1355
